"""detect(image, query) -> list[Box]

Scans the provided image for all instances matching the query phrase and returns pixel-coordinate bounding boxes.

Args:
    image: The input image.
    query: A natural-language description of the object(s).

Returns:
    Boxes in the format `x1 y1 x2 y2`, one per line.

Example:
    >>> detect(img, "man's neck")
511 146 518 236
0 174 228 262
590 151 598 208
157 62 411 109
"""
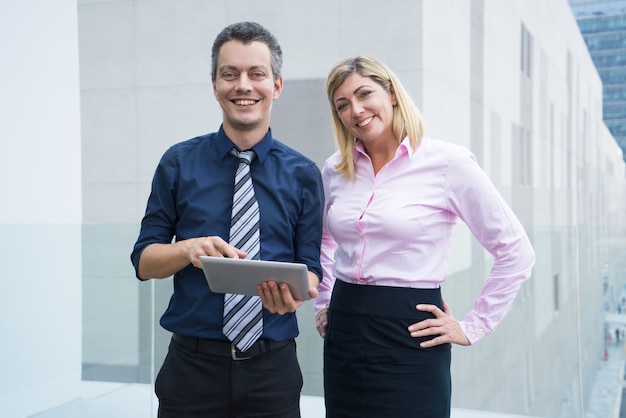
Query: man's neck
223 124 269 151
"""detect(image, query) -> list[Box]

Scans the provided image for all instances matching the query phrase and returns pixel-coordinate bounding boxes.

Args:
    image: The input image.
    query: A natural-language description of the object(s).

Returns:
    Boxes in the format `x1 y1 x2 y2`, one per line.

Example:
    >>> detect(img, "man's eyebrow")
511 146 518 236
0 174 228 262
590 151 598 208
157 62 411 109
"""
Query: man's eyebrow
218 65 238 73
218 64 269 72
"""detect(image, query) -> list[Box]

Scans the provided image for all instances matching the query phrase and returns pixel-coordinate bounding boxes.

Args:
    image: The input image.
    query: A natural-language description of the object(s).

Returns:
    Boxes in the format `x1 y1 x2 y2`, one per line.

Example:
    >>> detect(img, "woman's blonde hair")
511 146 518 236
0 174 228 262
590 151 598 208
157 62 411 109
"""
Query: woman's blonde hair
325 56 425 179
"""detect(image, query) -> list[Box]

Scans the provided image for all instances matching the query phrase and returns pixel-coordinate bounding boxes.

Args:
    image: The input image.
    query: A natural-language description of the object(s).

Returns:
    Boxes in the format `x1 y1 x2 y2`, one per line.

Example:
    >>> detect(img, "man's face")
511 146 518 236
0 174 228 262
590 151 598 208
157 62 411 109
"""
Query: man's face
213 40 283 136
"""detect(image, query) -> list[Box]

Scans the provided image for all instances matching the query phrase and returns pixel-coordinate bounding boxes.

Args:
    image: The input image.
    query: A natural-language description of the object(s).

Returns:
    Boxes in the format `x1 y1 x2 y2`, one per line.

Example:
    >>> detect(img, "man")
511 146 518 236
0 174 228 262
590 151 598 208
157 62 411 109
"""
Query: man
131 21 323 418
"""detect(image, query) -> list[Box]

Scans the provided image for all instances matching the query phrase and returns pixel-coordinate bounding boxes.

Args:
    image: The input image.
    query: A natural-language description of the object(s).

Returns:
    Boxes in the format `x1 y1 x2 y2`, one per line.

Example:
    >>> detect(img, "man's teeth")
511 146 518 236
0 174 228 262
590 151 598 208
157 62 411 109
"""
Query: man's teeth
357 117 373 127
235 100 256 105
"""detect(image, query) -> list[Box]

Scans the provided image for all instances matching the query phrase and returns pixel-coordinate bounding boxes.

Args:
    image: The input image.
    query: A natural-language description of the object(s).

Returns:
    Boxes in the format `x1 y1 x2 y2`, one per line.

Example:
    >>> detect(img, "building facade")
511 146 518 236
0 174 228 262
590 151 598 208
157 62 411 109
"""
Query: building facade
3 1 626 417
570 0 626 161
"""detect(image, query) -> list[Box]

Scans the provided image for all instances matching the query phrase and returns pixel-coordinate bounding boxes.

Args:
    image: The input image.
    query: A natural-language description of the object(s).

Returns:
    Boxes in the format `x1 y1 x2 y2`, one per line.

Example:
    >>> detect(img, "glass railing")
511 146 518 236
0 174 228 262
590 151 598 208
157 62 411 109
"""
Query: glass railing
7 224 626 417
80 223 325 416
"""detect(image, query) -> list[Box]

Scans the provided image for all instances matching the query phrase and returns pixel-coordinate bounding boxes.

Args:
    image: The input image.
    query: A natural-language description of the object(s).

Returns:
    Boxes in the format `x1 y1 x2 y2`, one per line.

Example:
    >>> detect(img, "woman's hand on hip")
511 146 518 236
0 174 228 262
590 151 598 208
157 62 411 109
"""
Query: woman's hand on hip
407 300 470 347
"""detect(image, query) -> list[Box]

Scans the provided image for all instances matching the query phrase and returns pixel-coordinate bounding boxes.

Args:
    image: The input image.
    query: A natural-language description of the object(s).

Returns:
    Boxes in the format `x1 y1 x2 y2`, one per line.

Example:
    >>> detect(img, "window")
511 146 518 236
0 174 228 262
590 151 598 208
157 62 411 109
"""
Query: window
553 273 560 312
590 49 626 68
604 102 626 119
577 14 626 34
584 32 626 50
598 67 626 85
518 126 532 186
521 23 533 78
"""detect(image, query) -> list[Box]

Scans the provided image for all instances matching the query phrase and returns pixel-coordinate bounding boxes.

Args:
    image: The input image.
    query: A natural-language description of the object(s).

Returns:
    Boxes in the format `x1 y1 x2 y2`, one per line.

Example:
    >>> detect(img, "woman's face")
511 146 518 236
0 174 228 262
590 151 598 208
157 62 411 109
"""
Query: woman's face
332 72 397 144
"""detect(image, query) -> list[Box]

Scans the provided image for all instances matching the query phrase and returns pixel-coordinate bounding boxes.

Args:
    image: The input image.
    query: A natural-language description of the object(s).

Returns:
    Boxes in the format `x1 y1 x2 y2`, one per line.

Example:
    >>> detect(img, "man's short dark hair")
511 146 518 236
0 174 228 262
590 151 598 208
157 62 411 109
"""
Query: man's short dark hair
211 21 283 81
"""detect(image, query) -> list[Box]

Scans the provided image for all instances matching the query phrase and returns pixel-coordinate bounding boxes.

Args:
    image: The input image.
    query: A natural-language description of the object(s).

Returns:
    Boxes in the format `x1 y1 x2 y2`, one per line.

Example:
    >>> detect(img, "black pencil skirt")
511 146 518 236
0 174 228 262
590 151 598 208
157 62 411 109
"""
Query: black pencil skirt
324 280 452 418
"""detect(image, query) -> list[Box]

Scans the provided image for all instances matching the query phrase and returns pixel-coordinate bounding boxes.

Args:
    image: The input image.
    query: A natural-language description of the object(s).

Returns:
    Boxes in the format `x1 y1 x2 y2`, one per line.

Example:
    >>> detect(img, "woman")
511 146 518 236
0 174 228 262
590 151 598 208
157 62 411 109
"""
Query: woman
314 56 536 417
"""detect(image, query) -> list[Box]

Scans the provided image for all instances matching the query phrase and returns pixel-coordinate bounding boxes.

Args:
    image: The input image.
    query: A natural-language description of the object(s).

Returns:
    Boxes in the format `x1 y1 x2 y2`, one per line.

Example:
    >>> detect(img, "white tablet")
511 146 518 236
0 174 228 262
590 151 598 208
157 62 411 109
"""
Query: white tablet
199 256 311 300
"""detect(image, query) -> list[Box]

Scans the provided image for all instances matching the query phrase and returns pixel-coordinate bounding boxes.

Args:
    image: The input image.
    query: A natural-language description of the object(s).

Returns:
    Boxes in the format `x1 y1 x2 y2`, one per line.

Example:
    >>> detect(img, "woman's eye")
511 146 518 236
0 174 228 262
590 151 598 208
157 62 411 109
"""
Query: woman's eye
336 103 347 112
360 90 372 98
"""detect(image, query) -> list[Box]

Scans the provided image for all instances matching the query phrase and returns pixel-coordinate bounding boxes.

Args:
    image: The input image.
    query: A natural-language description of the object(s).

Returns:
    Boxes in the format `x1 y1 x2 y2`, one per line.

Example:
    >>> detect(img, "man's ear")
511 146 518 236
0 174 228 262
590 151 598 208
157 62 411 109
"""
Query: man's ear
273 76 284 100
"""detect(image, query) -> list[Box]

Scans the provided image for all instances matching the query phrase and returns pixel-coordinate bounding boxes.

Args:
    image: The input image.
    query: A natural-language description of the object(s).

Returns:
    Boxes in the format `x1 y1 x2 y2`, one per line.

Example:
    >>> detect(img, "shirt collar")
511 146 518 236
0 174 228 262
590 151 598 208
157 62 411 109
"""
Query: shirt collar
216 125 274 164
399 136 414 159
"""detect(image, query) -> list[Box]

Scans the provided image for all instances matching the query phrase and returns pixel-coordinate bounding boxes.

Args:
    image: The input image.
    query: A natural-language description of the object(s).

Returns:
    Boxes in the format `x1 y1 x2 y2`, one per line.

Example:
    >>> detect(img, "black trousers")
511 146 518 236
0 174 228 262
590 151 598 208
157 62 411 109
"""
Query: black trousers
155 336 302 418
324 280 452 418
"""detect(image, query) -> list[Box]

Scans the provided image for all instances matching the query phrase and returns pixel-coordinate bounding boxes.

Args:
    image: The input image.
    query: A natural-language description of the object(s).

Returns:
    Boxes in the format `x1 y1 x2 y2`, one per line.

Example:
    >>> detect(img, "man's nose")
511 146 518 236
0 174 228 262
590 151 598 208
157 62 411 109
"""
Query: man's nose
236 74 253 90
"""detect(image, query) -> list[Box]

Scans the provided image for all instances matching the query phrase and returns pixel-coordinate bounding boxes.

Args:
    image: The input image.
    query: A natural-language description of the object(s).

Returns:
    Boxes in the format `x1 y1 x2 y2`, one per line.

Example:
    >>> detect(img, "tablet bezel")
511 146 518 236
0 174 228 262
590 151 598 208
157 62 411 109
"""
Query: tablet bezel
199 256 311 300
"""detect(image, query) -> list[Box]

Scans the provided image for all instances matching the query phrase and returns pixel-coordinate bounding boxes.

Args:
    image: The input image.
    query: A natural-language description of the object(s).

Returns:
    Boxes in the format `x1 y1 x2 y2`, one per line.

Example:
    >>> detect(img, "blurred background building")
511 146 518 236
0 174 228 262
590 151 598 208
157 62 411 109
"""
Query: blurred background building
569 0 626 162
2 1 626 417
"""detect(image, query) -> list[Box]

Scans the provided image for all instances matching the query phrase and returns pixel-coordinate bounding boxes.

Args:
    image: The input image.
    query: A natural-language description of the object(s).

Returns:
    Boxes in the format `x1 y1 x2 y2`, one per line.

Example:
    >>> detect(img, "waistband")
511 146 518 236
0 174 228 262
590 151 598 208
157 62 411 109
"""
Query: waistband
172 333 293 361
329 279 443 319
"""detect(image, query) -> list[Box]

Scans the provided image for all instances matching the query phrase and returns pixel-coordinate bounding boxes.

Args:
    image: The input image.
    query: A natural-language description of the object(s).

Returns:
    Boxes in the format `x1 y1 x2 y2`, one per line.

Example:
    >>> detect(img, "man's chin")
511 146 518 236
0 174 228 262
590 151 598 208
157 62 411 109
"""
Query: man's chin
226 116 267 132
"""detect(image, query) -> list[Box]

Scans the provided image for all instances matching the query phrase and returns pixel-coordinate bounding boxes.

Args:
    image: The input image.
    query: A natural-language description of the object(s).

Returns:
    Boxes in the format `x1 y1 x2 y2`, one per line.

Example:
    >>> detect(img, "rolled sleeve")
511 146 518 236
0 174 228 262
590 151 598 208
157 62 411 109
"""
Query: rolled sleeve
130 148 178 278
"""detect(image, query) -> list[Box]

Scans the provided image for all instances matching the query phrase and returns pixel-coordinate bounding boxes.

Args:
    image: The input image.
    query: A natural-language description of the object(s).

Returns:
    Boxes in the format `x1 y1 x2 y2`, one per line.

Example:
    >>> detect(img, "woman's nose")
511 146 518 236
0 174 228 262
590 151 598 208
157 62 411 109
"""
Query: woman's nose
352 102 364 116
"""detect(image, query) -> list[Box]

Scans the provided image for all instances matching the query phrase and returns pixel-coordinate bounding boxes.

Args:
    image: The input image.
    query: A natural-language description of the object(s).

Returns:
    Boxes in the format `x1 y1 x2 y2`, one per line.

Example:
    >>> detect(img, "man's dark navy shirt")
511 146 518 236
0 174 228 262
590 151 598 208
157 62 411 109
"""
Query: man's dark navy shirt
131 126 324 341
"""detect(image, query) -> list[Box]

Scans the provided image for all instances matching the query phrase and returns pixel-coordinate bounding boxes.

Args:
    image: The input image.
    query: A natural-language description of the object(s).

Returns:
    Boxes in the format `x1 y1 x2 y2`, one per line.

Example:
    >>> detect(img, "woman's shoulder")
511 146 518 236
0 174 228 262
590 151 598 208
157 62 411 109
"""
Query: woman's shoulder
322 150 342 172
420 136 471 156
418 137 474 159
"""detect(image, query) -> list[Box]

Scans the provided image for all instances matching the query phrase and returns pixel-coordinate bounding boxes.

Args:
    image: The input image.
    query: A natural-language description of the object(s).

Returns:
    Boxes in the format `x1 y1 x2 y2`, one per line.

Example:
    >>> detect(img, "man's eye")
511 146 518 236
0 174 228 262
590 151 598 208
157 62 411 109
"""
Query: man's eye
251 72 265 78
222 73 236 79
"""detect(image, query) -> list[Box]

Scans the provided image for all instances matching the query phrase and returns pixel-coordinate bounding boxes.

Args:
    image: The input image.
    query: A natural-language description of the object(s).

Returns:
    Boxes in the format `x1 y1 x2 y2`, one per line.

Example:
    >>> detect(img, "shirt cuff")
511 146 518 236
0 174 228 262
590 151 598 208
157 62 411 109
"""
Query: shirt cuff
459 319 489 345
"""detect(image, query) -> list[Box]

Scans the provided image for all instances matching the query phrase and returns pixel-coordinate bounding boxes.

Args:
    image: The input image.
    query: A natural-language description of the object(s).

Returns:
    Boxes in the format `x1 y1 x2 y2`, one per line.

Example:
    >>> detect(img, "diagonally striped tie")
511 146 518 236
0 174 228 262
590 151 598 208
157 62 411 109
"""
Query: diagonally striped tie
222 148 263 352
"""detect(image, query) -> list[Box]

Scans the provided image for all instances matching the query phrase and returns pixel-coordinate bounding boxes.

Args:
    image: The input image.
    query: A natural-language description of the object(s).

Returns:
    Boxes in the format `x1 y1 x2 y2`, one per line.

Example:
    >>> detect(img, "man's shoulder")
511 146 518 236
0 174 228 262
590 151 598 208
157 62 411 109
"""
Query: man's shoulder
271 139 317 167
159 133 217 163
169 132 215 152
